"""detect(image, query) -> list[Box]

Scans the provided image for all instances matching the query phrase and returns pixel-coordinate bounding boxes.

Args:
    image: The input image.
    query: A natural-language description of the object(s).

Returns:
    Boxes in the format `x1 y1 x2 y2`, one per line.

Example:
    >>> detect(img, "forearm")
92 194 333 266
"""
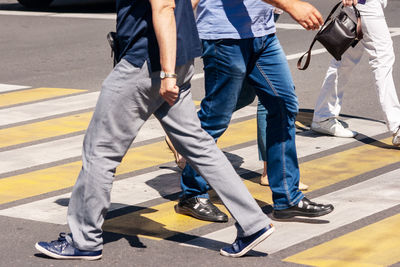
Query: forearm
261 0 296 13
261 0 323 30
150 0 177 73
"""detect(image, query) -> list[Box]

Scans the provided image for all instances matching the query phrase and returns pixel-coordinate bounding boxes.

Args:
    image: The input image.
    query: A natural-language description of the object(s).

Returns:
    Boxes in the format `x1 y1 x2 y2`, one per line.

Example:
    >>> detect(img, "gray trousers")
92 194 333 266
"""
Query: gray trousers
67 59 270 251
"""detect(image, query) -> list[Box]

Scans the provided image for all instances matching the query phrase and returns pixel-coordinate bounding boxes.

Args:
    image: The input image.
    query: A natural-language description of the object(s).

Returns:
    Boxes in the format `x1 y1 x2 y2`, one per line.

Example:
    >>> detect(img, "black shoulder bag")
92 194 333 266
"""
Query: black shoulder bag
297 2 363 70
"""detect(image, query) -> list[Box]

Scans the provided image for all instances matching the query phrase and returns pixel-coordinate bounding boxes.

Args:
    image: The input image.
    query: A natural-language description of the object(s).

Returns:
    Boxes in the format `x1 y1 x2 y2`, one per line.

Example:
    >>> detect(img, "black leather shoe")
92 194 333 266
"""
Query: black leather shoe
175 197 228 222
273 197 334 219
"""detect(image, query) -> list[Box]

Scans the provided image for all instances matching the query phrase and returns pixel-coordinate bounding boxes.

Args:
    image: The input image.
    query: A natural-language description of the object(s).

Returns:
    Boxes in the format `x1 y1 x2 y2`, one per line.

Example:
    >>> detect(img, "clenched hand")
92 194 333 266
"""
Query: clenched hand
160 78 179 106
286 0 324 30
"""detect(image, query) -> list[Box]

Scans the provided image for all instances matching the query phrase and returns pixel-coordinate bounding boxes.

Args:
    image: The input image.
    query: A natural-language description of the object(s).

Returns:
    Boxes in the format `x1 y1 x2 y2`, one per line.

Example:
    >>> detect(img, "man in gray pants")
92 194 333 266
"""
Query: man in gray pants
35 0 273 260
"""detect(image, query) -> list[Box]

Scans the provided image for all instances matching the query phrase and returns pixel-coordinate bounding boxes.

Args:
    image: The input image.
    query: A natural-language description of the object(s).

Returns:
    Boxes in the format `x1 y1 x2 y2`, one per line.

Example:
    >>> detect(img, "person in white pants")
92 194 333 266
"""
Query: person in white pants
311 0 400 146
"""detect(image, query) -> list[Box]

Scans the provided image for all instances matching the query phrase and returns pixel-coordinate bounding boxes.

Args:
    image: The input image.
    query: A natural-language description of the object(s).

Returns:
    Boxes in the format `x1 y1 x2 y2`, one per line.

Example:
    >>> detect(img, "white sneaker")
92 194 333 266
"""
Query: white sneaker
393 127 400 146
311 118 357 138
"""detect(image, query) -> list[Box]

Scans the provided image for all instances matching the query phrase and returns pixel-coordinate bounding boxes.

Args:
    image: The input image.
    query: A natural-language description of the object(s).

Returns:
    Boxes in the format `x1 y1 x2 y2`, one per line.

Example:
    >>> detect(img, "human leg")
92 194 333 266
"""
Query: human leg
36 60 167 258
178 39 249 221
249 34 332 217
311 45 362 138
256 100 270 186
165 134 186 169
361 11 400 140
154 68 273 255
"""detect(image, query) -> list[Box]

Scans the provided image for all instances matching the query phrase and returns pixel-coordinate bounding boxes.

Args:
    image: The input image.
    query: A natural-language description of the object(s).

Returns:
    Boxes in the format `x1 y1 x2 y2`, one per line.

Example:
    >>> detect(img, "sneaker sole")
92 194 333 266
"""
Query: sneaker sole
174 204 228 222
273 206 334 220
35 243 102 260
311 125 357 138
219 225 275 258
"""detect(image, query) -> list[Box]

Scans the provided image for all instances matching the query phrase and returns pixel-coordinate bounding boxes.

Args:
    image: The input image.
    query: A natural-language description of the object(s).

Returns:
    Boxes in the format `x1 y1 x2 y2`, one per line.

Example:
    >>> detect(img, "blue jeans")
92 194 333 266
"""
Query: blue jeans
235 84 267 162
180 34 303 209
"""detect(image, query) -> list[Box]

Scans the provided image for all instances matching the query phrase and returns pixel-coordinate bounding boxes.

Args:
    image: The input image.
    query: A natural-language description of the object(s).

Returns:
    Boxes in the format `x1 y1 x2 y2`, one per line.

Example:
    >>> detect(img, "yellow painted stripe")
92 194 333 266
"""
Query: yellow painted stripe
0 112 92 148
0 101 201 149
0 88 86 108
0 119 257 205
104 137 400 240
284 214 400 267
299 139 400 191
104 201 214 240
2 110 399 240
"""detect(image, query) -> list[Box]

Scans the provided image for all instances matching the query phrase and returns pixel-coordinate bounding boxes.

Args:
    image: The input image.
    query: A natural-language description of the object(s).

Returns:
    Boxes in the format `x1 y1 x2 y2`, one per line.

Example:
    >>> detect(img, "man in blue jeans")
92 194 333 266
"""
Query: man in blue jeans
35 0 277 259
175 0 335 222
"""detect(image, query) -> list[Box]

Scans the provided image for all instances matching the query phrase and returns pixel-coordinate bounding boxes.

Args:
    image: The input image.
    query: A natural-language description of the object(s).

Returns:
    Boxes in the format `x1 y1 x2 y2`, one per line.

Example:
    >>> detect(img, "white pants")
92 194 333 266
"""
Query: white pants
312 0 400 134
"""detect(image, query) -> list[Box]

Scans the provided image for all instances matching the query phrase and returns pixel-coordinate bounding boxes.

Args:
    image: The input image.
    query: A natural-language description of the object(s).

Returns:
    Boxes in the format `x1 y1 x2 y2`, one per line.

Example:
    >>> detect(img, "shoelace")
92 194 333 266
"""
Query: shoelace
50 233 69 251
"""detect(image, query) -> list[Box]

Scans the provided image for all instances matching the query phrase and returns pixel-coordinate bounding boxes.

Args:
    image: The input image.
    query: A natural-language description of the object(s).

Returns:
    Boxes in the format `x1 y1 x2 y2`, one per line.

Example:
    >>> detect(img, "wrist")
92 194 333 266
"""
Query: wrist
278 0 296 13
160 70 177 79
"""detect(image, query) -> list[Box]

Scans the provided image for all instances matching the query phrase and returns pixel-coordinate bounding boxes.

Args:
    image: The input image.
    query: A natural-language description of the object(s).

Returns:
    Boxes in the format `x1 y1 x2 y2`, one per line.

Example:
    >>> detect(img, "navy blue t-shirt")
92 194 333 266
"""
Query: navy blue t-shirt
115 0 202 72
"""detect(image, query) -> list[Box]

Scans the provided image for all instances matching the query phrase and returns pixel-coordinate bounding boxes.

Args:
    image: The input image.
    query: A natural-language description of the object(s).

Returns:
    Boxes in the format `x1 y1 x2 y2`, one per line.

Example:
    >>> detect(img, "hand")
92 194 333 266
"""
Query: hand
159 78 179 106
285 0 324 31
342 0 358 6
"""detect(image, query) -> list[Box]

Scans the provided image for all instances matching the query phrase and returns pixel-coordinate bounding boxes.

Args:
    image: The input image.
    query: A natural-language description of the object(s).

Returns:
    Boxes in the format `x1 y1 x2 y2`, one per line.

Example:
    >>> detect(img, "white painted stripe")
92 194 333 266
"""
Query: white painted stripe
184 169 400 253
275 23 304 30
0 118 164 174
0 108 385 177
285 48 327 61
295 117 388 158
0 167 180 224
0 135 84 174
0 10 115 20
276 23 400 34
0 10 56 17
51 13 116 20
389 27 400 32
0 87 255 127
0 91 100 127
0 105 256 175
0 84 31 93
0 116 389 224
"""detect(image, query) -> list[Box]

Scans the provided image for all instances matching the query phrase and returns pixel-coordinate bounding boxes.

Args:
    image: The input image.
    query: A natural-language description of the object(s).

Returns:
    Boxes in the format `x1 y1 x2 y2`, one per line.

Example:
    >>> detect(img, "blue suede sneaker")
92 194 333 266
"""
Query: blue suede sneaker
220 224 275 258
35 233 102 260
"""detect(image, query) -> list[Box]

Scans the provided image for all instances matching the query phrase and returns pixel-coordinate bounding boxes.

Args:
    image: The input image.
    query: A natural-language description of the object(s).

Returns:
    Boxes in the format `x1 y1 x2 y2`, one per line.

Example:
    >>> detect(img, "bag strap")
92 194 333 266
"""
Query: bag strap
353 5 363 41
297 2 362 70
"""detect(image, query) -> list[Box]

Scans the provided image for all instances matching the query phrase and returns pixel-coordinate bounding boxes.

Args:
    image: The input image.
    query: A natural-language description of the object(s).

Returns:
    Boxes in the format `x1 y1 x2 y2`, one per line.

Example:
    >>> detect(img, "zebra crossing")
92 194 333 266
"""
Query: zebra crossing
0 83 399 266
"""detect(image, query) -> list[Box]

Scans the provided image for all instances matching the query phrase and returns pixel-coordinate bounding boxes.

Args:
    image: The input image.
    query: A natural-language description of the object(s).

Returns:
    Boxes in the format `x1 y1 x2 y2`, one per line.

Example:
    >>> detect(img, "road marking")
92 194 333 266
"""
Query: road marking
3 134 397 241
0 84 31 93
284 214 400 266
299 137 400 191
0 116 389 224
107 140 400 240
0 87 86 108
0 112 92 149
0 91 100 127
0 167 181 224
0 119 257 205
0 10 116 20
0 104 256 174
185 169 400 254
104 200 217 240
275 23 304 30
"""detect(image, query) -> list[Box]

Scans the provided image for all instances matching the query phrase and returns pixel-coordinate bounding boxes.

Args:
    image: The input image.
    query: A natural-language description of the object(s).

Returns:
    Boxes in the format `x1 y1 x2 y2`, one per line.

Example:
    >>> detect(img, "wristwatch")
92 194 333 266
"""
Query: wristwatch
160 70 177 79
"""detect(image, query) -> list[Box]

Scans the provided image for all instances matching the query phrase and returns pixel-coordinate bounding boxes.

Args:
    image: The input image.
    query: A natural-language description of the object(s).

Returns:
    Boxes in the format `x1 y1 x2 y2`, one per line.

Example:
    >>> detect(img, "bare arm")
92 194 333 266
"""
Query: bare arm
342 0 358 6
262 0 323 30
150 0 179 106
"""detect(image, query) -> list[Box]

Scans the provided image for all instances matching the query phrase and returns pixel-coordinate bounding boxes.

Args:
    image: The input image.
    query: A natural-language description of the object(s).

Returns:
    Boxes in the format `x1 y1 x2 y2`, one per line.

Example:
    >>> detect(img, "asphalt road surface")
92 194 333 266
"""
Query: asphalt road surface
0 0 400 266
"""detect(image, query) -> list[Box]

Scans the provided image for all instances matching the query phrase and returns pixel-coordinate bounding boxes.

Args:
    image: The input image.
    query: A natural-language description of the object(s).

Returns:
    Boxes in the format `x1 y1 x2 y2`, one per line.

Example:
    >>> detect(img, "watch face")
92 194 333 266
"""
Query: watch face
160 71 176 79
